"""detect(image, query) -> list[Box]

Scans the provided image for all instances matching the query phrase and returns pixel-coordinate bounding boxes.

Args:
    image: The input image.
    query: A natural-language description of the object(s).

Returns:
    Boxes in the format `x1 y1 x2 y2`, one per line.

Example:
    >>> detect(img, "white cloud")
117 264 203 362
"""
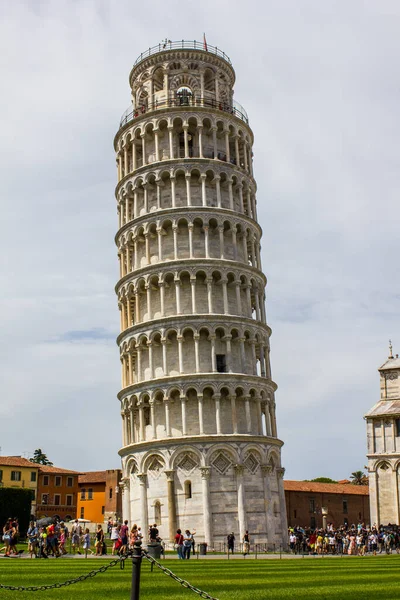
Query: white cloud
0 0 399 482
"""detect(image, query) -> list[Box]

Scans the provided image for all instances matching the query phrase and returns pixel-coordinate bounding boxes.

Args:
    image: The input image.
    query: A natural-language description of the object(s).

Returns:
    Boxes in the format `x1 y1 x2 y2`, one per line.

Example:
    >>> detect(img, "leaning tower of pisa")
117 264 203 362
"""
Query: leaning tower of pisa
114 40 287 546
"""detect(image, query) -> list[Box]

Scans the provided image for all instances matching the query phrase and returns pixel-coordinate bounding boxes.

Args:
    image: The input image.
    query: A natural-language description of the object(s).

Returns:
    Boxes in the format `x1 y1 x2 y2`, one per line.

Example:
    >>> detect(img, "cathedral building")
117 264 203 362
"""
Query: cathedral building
366 342 400 526
113 40 288 545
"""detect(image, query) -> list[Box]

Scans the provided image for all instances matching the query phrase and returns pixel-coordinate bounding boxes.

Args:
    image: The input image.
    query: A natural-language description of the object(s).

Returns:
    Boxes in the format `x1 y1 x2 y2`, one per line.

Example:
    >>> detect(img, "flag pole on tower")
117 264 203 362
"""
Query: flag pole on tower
203 33 208 51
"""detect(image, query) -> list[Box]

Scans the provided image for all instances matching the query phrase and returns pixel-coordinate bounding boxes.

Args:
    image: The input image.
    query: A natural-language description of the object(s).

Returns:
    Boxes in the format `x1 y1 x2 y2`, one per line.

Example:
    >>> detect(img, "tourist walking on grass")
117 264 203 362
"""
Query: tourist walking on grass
27 521 38 558
242 530 250 556
227 532 235 554
110 522 120 555
130 524 138 548
175 529 184 559
71 520 82 555
183 530 193 559
83 528 93 557
120 520 129 554
95 525 104 556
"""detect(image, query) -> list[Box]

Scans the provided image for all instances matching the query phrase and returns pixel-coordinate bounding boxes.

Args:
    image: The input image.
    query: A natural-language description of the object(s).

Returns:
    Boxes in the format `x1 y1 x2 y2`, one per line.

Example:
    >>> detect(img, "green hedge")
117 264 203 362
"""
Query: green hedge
0 488 34 537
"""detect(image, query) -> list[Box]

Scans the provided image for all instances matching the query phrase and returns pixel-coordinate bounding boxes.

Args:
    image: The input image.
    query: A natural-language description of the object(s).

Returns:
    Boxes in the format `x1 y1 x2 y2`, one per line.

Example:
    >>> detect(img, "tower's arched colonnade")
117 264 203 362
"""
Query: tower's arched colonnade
114 42 287 546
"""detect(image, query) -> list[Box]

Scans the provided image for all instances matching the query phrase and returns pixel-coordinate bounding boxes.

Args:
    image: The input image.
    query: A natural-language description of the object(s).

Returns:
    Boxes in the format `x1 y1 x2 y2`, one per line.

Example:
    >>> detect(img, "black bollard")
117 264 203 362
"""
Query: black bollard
131 541 143 600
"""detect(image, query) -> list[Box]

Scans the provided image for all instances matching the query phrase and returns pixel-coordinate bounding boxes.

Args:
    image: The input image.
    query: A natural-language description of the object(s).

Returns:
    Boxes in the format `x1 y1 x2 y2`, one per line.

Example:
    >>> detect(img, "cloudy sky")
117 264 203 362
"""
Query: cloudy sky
0 0 399 479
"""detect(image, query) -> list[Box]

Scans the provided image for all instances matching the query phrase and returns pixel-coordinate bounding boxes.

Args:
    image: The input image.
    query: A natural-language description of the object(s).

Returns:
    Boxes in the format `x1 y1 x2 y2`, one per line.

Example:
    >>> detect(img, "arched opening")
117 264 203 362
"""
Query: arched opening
184 480 192 499
154 500 162 524
176 86 193 106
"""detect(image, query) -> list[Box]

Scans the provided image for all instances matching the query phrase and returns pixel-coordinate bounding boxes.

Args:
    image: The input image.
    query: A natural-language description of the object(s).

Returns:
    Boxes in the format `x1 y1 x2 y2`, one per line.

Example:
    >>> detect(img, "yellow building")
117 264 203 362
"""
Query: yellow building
0 456 40 514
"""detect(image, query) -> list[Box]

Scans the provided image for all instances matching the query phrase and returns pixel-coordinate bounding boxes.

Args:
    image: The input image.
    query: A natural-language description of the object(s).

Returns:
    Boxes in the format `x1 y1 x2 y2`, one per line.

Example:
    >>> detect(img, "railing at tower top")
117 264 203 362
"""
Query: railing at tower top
132 40 232 67
119 96 249 129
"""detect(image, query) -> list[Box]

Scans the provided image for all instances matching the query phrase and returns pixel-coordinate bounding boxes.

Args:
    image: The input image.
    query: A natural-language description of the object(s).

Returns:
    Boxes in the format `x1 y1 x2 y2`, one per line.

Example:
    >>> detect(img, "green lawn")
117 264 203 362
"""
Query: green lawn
1 556 400 599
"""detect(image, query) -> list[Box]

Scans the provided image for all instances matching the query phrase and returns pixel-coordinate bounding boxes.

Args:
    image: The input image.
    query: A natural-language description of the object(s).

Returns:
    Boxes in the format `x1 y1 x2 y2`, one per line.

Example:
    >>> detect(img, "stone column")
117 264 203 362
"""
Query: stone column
215 176 222 208
194 334 200 373
141 134 146 166
134 290 140 323
228 179 234 210
232 227 238 260
224 335 232 372
244 396 252 433
200 173 207 206
157 227 163 261
145 233 150 264
238 184 244 212
170 176 176 207
180 395 187 436
190 277 197 312
218 226 225 259
239 337 246 373
200 467 212 546
161 338 167 375
145 283 152 320
175 277 181 313
158 281 165 317
206 278 213 313
261 465 274 543
204 225 210 258
214 394 222 434
128 351 133 385
221 278 229 314
235 281 242 315
133 238 138 269
165 470 177 542
211 127 217 158
277 468 288 545
172 225 178 259
185 172 192 206
150 399 156 439
121 411 126 446
230 394 238 434
177 335 184 373
198 126 204 158
164 397 171 437
168 126 174 159
137 474 148 532
225 130 230 162
271 402 278 437
129 407 135 442
198 394 204 434
256 397 263 435
188 224 194 258
154 129 160 161
147 341 154 379
183 125 189 158
121 479 131 526
235 464 247 540
132 142 137 171
138 401 145 441
210 335 217 372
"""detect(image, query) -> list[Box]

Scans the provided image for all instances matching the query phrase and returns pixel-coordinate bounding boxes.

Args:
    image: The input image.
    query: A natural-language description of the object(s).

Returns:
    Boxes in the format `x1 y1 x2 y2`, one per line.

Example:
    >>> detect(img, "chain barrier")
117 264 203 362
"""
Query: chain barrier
0 552 128 592
142 550 219 600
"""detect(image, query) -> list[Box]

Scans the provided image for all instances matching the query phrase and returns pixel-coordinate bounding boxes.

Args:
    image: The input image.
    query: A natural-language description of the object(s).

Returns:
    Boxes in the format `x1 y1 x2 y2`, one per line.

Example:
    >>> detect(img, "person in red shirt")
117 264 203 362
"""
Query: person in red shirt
174 529 184 559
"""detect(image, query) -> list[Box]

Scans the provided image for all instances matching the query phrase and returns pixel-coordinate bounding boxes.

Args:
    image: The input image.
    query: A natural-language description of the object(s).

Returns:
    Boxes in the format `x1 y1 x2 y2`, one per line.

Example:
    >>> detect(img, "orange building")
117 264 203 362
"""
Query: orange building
36 465 80 521
285 480 370 529
77 470 122 523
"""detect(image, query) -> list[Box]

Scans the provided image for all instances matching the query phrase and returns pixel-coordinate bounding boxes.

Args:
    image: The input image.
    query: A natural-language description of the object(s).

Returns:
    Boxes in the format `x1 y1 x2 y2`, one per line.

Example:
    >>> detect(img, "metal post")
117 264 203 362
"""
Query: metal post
255 544 257 559
279 544 282 559
130 541 143 600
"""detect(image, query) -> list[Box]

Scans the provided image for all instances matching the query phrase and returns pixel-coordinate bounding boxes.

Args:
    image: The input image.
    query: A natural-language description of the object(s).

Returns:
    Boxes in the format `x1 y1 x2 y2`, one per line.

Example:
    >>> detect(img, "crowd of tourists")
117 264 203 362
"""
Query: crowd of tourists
288 523 400 555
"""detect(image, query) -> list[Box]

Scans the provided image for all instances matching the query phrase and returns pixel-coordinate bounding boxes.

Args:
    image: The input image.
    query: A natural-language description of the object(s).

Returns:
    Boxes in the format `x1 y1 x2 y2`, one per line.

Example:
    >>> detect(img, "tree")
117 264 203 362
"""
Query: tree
29 449 53 466
350 470 368 485
309 477 338 484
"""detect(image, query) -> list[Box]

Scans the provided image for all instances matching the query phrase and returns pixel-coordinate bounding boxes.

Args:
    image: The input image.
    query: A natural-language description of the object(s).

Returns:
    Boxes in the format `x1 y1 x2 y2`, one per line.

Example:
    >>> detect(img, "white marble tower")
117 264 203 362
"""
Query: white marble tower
114 40 287 546
366 342 400 526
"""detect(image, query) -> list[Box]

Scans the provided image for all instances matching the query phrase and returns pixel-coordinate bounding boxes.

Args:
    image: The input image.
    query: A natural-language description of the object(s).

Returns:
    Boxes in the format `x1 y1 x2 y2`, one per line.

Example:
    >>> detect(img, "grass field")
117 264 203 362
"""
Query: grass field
1 556 400 599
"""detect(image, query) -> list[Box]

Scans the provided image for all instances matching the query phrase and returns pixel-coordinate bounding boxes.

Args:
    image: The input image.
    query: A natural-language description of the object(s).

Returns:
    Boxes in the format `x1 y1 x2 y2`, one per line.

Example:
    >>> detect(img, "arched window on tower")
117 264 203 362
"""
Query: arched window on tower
184 480 192 499
154 500 161 524
176 86 193 106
